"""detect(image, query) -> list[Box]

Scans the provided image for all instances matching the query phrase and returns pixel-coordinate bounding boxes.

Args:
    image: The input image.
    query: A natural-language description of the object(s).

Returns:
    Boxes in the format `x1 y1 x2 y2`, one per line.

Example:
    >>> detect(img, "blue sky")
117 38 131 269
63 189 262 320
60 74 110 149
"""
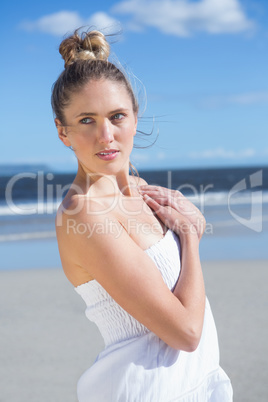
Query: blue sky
1 0 268 171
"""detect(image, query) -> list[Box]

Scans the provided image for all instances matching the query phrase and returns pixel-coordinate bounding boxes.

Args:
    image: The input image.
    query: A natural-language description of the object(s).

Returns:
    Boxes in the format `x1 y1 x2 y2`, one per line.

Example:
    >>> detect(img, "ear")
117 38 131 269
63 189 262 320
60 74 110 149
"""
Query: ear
55 118 71 147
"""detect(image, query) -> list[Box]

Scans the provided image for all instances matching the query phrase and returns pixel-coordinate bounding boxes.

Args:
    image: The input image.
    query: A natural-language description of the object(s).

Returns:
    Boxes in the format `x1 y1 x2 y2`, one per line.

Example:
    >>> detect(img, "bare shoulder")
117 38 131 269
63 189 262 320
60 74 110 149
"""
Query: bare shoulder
56 191 104 218
55 191 111 248
55 193 117 284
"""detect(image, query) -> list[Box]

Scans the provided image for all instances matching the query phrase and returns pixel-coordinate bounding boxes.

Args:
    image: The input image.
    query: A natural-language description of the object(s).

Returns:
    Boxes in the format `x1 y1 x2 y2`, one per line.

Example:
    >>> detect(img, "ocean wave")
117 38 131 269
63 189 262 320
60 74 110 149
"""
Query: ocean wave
0 201 60 217
0 231 56 242
1 191 268 217
178 190 268 207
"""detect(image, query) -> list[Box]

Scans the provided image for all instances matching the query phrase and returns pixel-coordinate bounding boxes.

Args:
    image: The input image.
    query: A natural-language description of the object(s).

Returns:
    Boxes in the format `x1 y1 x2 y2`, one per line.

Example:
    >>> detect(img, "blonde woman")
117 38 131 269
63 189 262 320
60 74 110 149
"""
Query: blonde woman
52 29 233 401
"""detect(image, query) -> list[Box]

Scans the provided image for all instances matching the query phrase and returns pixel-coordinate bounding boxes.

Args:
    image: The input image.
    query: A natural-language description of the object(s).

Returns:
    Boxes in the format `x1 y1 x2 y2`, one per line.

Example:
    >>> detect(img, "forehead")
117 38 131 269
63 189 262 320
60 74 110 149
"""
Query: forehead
68 79 133 112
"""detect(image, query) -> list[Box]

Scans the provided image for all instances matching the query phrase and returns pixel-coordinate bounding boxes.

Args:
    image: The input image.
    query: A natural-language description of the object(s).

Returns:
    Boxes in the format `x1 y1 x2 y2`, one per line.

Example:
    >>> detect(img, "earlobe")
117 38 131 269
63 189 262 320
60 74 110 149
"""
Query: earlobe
55 118 71 147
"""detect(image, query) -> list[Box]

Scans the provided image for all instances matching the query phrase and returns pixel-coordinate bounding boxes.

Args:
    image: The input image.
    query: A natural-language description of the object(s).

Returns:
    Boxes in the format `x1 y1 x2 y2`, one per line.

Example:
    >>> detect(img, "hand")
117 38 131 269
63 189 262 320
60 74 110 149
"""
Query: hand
139 185 206 240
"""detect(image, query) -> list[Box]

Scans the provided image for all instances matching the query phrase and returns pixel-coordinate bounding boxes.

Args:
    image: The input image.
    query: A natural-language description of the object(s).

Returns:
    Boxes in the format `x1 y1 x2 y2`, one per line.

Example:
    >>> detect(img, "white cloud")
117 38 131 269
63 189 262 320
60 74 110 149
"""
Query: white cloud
112 0 254 36
229 91 268 105
19 1 255 37
198 91 268 109
189 147 256 160
20 11 118 36
20 11 82 35
87 12 120 33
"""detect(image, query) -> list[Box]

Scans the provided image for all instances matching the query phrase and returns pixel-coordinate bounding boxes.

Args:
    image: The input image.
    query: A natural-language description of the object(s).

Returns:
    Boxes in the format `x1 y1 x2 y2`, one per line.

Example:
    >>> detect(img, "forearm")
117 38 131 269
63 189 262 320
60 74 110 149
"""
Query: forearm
173 232 206 337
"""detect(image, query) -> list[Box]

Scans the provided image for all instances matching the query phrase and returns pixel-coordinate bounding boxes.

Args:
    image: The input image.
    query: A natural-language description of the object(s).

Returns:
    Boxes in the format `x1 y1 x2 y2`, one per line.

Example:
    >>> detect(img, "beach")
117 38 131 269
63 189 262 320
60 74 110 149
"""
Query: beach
0 260 267 402
1 165 268 401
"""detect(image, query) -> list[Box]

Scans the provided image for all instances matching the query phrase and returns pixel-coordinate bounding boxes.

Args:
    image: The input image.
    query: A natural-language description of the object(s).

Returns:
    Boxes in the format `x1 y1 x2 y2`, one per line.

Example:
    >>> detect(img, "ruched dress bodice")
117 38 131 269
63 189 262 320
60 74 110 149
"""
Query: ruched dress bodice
75 230 233 402
75 230 180 346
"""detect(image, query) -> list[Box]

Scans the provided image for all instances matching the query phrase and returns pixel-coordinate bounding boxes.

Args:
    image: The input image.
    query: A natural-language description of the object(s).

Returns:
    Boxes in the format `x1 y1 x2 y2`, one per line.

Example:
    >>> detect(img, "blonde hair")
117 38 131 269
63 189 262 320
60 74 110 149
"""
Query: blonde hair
51 28 139 124
59 30 110 67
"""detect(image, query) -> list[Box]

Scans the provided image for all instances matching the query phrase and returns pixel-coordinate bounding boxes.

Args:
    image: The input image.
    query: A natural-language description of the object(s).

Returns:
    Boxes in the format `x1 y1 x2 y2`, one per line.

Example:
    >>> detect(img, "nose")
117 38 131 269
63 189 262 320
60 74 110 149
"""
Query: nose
98 120 114 144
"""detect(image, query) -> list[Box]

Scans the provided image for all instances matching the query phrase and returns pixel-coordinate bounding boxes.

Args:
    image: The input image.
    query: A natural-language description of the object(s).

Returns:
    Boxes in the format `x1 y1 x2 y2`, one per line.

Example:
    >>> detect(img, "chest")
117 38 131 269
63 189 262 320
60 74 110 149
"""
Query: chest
111 196 166 250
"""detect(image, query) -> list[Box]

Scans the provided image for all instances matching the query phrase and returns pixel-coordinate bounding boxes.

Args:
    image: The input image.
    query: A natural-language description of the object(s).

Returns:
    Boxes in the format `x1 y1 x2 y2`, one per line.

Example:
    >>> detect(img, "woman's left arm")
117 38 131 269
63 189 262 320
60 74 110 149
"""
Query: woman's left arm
139 185 206 343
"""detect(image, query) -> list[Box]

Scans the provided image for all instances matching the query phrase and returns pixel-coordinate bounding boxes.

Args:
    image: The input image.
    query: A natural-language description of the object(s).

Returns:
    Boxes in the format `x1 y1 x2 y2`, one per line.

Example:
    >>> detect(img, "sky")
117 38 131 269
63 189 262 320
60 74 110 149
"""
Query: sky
1 0 268 172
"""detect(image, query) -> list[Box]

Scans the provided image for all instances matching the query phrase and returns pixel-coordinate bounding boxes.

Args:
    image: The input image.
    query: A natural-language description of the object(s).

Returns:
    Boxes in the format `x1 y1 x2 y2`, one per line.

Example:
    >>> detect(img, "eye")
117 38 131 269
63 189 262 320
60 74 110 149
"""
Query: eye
111 113 126 121
80 117 93 124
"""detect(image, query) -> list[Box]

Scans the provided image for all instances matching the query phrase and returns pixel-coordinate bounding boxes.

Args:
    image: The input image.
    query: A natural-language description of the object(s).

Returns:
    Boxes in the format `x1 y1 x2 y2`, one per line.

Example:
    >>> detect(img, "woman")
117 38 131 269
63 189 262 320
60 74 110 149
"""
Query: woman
52 29 233 401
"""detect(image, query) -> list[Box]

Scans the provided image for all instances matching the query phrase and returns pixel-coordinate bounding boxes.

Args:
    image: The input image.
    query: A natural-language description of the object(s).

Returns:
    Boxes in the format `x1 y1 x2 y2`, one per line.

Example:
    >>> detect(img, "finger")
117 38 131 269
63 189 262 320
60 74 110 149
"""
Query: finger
143 195 177 227
144 194 177 210
139 187 167 199
145 193 171 205
142 194 165 214
138 185 165 192
141 190 184 212
140 187 184 202
140 187 197 216
177 202 198 215
139 185 184 198
139 187 174 200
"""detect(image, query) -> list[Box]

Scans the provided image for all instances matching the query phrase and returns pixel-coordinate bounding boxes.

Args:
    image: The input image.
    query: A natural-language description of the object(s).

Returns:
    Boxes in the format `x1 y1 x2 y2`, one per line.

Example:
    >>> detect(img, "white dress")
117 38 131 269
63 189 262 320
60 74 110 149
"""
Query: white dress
75 230 233 401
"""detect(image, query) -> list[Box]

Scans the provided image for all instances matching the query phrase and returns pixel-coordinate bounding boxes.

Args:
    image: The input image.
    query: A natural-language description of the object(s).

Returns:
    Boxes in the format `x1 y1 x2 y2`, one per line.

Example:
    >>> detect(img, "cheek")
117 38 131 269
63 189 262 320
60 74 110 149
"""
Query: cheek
122 130 135 145
73 132 93 146
125 120 137 138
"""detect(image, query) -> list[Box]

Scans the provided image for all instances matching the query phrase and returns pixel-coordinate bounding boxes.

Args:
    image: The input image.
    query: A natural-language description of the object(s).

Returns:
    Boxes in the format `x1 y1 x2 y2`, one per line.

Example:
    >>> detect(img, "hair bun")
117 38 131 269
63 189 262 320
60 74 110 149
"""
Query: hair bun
59 29 110 67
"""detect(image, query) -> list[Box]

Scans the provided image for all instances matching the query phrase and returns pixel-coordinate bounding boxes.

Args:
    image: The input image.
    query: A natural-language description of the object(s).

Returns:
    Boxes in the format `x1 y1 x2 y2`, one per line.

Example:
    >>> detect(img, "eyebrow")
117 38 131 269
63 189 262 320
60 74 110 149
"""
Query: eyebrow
75 108 130 118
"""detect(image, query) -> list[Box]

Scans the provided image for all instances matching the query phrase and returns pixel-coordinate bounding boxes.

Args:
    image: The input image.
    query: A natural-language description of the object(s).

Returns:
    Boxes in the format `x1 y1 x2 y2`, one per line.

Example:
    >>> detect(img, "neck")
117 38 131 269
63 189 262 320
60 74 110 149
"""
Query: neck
74 162 134 198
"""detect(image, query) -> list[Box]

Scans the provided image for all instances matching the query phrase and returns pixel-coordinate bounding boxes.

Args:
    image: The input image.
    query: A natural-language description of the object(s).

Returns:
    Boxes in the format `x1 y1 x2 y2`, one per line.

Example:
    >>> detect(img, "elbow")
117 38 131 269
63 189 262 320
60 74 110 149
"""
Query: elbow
184 336 200 352
170 327 202 352
184 323 202 352
184 325 202 352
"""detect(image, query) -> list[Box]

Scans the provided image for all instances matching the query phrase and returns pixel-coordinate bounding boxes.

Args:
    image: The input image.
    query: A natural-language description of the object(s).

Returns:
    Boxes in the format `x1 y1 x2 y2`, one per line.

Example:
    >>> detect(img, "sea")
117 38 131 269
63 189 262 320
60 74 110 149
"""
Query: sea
0 164 268 270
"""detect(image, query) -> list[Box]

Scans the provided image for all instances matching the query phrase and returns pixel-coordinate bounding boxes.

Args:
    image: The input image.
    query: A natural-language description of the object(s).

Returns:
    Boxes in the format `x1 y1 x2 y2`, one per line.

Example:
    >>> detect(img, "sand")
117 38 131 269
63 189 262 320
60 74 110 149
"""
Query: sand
0 260 267 402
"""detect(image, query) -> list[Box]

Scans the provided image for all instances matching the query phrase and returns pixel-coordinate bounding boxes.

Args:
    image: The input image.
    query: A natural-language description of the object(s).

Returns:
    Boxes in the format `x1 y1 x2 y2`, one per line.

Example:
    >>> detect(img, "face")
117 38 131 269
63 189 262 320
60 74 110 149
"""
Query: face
56 79 138 176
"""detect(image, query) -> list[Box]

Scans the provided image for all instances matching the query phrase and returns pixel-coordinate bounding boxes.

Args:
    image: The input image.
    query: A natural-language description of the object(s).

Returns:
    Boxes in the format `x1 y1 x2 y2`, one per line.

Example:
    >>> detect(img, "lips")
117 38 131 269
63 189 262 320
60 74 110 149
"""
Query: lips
96 149 119 161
